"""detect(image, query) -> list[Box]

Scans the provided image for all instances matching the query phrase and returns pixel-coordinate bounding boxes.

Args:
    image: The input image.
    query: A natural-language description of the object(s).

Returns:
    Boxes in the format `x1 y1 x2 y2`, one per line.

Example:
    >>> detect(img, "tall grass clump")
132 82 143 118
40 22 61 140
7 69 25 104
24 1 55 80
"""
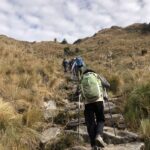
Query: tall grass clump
140 119 150 150
124 83 150 148
109 75 120 94
0 99 40 150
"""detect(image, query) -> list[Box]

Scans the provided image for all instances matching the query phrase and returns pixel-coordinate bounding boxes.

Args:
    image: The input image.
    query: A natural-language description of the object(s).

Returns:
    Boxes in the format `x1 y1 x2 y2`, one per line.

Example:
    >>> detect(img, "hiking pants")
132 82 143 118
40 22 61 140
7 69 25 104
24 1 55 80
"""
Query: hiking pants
84 101 105 147
77 65 83 80
63 64 67 72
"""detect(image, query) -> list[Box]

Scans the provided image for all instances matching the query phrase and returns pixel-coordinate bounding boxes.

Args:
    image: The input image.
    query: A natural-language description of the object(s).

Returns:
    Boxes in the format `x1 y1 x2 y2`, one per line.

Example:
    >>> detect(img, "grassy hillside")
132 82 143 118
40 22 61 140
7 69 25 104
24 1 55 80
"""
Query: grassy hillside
0 35 68 149
72 23 150 147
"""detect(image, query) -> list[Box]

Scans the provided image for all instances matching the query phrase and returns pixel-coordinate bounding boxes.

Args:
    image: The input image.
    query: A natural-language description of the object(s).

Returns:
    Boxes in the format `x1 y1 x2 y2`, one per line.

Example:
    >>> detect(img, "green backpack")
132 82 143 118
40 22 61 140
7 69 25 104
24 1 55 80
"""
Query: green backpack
80 72 103 103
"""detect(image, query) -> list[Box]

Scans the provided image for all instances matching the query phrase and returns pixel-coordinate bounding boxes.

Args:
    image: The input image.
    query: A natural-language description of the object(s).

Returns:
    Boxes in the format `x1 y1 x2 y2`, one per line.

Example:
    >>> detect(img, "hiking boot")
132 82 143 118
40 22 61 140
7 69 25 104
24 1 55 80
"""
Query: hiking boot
95 135 106 148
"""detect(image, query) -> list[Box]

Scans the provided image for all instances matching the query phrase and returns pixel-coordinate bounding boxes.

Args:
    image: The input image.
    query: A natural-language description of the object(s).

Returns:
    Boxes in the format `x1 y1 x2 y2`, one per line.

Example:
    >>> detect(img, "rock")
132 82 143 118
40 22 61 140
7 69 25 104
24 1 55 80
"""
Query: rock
65 127 89 143
105 114 125 129
40 127 61 144
104 142 145 150
66 118 85 129
67 142 145 150
75 125 87 135
43 100 59 120
104 102 117 114
65 102 84 111
66 102 77 110
103 127 141 144
67 146 90 150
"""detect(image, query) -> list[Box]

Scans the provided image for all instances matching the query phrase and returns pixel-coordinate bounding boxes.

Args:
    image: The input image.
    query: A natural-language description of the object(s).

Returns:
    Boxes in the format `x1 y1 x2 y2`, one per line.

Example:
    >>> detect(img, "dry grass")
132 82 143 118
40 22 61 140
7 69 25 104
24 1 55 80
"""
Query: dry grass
0 99 40 150
0 35 66 149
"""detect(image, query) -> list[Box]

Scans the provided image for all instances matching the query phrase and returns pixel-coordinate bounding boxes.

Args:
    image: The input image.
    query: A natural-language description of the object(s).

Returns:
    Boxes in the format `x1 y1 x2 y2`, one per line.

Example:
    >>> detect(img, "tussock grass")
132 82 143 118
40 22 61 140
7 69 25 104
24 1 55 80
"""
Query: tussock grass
124 83 150 126
124 82 150 145
0 99 40 150
0 98 17 130
23 106 44 127
140 119 150 139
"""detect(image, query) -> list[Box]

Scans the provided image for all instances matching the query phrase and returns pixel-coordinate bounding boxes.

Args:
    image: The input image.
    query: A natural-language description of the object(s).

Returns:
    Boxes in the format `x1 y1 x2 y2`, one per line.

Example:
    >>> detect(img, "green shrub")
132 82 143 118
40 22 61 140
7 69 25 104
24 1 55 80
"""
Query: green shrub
61 39 68 44
125 83 150 125
124 83 150 128
124 83 150 149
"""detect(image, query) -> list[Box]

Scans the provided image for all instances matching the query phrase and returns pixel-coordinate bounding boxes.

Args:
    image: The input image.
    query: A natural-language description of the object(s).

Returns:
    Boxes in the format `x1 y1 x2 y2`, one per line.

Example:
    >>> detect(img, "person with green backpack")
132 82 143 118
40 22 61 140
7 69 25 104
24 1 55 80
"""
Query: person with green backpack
78 69 110 150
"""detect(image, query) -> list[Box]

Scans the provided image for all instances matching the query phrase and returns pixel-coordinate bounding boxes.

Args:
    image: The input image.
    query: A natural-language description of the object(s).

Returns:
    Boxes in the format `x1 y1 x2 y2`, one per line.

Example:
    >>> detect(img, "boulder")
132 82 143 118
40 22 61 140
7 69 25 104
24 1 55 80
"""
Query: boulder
43 100 59 120
40 127 61 144
105 114 125 129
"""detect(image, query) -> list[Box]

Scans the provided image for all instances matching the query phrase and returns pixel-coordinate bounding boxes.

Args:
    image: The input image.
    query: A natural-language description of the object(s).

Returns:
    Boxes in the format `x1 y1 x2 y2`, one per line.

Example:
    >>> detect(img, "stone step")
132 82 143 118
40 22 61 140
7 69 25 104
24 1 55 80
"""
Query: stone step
103 142 145 150
66 114 125 130
104 102 118 114
65 102 117 114
67 142 145 150
65 126 142 145
105 114 126 129
103 127 141 144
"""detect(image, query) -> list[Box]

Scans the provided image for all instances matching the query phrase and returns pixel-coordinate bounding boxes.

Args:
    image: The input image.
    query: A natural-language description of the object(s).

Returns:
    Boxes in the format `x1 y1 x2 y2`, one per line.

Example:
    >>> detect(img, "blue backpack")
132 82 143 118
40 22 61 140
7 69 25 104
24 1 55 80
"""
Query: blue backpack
76 57 84 67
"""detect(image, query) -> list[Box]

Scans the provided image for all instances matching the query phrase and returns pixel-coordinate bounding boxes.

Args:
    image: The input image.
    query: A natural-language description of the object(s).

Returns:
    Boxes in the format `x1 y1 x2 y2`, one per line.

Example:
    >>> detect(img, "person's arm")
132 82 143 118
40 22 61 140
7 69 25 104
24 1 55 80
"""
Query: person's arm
98 75 110 89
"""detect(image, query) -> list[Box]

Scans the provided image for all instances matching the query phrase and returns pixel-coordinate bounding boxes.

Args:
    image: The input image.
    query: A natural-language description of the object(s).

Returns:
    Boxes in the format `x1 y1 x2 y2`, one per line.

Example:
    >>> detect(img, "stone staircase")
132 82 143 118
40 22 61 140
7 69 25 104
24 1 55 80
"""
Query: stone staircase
63 99 145 150
39 78 145 150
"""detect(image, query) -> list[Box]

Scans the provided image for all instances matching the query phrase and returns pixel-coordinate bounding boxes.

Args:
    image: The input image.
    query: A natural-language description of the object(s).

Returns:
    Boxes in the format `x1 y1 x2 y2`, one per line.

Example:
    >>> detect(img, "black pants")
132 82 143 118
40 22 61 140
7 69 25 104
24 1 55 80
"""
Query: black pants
84 101 105 147
76 65 83 80
63 65 67 72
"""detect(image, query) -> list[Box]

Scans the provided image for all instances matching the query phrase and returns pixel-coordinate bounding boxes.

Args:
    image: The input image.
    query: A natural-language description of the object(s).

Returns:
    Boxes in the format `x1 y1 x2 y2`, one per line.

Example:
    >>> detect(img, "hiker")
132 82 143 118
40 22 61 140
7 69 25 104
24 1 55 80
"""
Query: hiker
77 69 110 150
62 58 68 73
71 56 85 80
76 56 85 80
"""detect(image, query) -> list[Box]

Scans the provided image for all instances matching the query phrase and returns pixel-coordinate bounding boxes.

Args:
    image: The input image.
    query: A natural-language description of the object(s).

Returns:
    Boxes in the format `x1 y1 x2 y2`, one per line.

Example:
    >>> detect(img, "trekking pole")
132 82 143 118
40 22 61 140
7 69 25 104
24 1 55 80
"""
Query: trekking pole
78 94 81 140
105 88 117 136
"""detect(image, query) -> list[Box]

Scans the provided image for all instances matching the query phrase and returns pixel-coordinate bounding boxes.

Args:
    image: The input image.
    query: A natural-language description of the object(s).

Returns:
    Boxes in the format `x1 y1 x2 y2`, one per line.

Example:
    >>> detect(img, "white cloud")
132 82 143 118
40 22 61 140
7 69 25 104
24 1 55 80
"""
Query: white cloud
0 0 150 43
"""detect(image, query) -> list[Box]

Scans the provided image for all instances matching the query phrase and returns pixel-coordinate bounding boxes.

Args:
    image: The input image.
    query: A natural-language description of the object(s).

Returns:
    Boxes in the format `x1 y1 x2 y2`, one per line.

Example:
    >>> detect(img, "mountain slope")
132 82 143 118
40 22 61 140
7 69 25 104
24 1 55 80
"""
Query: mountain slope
0 23 149 149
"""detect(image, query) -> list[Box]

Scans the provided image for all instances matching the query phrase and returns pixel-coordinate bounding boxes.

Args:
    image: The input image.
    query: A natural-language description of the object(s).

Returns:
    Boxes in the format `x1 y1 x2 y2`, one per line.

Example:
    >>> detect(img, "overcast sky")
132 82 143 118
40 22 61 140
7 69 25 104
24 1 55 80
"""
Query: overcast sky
0 0 149 43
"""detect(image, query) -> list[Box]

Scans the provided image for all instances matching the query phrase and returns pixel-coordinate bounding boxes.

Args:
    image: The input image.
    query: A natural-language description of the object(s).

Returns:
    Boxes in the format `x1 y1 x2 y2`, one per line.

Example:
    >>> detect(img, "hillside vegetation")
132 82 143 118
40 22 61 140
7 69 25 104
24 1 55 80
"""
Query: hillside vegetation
0 23 150 149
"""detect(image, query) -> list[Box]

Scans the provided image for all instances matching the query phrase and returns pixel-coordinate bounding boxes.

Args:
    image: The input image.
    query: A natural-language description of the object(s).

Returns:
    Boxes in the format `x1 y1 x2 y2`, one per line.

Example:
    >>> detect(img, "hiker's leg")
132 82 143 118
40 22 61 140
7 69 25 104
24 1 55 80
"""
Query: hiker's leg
84 103 96 147
77 66 80 81
64 66 67 72
94 101 105 136
94 101 106 147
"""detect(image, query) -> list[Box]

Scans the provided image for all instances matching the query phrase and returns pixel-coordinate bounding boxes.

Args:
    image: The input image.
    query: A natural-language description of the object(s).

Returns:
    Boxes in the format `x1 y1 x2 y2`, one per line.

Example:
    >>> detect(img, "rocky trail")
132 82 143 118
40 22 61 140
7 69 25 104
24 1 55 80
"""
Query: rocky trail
39 75 145 150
